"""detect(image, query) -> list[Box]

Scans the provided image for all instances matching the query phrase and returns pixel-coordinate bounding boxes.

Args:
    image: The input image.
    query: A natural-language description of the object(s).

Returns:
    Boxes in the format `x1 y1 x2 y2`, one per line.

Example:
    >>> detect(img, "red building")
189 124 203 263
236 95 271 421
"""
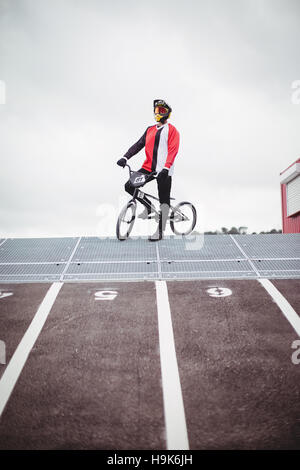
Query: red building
280 158 300 233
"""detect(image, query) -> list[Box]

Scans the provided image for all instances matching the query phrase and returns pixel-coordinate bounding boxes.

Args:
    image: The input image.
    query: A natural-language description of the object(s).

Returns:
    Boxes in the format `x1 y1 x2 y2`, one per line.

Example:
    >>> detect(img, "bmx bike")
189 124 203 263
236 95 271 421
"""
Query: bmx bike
116 164 197 241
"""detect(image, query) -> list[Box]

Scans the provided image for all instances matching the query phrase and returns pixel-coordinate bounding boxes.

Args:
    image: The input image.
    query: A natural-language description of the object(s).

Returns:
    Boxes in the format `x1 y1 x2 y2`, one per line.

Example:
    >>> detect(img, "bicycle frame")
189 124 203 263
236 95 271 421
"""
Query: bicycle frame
125 163 179 217
117 164 196 239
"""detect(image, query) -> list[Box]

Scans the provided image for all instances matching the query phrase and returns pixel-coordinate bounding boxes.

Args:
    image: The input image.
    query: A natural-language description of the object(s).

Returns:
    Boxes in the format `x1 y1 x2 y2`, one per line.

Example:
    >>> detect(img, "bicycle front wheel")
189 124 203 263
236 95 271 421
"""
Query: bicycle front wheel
170 201 197 236
116 201 137 241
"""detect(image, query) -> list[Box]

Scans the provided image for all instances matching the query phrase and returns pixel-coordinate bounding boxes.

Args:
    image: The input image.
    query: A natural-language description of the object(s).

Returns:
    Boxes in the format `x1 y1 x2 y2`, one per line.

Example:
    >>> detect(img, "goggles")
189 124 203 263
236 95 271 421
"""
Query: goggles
154 106 169 115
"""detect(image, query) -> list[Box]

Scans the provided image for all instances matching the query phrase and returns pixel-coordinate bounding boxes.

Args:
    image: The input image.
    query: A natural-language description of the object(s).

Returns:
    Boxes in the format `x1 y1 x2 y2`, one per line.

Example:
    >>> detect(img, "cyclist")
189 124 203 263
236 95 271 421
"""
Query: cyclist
117 99 180 241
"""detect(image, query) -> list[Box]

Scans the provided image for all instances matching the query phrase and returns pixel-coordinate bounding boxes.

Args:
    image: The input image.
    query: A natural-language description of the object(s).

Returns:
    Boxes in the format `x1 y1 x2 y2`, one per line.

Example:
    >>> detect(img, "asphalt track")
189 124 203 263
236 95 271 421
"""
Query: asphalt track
0 279 299 450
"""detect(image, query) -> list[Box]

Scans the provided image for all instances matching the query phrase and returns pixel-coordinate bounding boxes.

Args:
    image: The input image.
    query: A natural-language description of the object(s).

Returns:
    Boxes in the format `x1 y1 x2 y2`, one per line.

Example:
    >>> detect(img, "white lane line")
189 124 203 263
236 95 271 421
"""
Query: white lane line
229 234 261 276
258 278 300 337
155 280 189 450
0 282 63 417
60 236 82 281
0 239 7 248
156 244 162 280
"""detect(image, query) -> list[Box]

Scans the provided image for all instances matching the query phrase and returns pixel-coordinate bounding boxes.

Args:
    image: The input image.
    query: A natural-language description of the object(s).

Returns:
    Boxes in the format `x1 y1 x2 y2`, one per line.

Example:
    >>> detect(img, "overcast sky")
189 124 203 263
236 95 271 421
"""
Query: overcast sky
0 0 299 237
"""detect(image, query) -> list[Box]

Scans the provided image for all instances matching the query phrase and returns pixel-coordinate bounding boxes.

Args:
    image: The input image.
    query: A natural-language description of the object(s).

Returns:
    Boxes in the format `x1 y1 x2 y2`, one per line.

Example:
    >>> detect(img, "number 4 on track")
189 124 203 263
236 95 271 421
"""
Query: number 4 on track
0 291 13 300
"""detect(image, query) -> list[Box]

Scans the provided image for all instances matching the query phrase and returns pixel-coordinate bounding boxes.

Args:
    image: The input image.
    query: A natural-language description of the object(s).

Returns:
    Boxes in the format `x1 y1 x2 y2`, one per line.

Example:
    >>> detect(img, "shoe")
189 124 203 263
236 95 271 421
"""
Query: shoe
148 204 168 241
138 207 154 219
148 216 163 242
148 230 163 241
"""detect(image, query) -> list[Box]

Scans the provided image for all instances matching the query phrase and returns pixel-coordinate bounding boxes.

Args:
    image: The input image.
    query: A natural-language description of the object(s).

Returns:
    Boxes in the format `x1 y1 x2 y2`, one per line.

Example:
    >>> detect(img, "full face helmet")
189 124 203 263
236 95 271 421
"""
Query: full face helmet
153 99 172 123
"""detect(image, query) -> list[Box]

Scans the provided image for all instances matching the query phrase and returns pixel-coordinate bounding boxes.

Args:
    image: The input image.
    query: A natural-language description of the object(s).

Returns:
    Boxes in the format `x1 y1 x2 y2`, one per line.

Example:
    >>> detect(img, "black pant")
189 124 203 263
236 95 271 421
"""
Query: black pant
124 167 172 209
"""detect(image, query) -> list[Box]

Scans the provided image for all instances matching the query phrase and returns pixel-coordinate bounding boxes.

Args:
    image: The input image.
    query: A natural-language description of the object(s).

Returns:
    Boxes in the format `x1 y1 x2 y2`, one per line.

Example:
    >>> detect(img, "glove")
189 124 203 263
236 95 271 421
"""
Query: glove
157 168 169 182
117 157 127 167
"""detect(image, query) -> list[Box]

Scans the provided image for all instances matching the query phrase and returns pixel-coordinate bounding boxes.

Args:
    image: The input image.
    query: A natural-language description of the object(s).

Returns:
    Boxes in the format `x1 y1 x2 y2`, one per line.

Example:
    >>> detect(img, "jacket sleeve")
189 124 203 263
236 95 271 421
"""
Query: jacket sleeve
164 126 180 169
123 128 148 160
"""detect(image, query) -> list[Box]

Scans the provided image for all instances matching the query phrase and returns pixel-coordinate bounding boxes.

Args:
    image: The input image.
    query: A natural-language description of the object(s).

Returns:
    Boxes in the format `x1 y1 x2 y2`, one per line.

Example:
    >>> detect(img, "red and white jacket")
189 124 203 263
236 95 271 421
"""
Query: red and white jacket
124 123 180 176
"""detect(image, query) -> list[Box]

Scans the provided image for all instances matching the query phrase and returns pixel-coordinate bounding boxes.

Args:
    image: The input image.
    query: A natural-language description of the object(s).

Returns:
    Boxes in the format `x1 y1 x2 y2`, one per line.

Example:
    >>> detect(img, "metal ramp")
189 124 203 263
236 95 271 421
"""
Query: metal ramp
0 234 299 282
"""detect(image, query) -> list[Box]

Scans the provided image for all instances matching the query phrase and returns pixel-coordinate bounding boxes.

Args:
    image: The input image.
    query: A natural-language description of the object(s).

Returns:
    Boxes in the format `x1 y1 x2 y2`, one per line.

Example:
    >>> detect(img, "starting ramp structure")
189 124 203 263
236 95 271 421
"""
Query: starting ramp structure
0 234 299 283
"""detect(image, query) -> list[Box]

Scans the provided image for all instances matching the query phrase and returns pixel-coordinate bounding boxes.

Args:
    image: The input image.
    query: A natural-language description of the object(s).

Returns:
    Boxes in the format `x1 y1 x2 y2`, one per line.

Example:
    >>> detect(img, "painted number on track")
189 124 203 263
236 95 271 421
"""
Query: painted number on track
0 291 13 300
207 287 232 297
94 290 118 301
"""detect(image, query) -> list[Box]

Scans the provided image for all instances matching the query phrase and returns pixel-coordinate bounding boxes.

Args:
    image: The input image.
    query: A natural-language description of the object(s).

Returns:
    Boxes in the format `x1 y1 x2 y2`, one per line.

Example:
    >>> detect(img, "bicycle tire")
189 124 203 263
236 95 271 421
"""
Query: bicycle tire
170 201 197 236
116 200 137 241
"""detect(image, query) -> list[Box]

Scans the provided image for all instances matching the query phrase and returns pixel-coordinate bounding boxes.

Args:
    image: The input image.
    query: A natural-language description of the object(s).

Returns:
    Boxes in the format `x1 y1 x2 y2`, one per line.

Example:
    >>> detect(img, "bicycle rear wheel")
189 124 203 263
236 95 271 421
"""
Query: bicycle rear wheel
116 201 137 240
170 201 197 236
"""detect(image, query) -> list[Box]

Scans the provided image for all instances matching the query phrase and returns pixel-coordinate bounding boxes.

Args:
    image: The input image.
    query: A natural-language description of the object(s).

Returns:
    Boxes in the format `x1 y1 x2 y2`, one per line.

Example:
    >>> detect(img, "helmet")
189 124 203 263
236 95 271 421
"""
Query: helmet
153 99 172 123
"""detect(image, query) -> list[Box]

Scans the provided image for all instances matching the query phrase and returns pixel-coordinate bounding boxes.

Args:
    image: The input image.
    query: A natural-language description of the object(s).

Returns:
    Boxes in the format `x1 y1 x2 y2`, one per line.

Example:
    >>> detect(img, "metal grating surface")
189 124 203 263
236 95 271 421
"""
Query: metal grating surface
0 237 79 263
162 271 256 279
158 235 244 261
255 271 300 279
161 260 255 274
0 263 66 275
67 261 157 274
232 234 300 258
0 275 60 282
72 237 157 262
64 261 158 281
252 259 300 271
0 263 66 282
0 234 299 282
